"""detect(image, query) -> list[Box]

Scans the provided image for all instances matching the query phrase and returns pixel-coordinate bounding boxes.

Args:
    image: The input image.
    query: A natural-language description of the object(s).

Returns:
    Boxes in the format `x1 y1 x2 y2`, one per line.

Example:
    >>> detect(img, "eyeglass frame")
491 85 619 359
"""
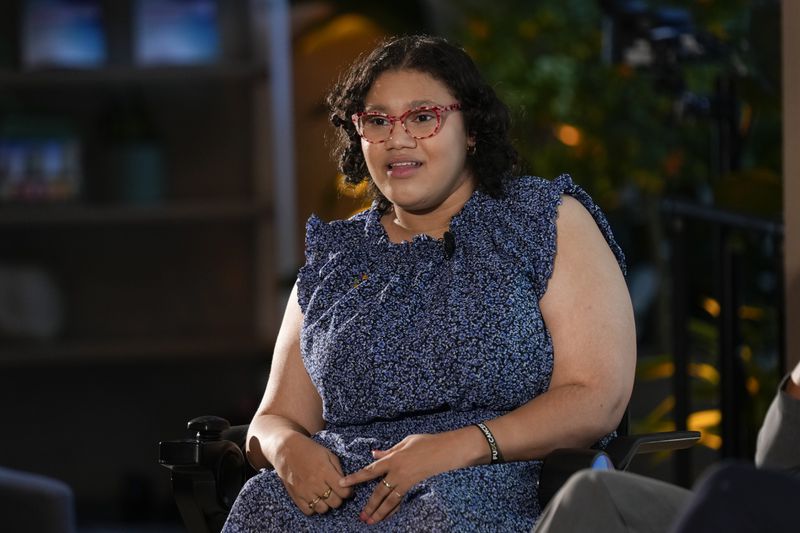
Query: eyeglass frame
351 103 462 144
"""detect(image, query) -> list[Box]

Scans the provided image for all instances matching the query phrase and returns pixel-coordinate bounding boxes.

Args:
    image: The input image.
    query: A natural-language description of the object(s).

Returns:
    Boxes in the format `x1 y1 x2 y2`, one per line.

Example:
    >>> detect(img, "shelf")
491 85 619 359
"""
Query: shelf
0 201 271 227
0 0 283 371
0 336 270 366
0 63 268 88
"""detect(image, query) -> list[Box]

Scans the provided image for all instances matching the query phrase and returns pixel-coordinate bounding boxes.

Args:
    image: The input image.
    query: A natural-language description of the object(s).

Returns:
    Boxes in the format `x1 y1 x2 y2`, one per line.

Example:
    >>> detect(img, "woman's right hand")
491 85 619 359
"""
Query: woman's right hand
248 286 351 515
273 431 353 515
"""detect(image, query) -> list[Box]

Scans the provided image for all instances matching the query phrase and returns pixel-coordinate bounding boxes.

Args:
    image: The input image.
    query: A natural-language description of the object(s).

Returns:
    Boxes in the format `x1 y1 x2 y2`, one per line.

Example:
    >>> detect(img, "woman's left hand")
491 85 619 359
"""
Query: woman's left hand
339 431 480 525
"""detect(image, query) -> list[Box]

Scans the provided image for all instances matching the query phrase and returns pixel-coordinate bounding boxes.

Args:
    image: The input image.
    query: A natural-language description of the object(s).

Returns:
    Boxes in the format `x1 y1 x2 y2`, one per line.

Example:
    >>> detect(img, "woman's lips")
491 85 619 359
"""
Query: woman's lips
387 161 422 178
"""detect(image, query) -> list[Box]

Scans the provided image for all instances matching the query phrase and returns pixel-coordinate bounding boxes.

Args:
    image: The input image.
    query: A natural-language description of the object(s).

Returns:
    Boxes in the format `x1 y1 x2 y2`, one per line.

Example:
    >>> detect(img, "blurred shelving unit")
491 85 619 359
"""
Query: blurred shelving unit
0 0 285 367
0 0 295 525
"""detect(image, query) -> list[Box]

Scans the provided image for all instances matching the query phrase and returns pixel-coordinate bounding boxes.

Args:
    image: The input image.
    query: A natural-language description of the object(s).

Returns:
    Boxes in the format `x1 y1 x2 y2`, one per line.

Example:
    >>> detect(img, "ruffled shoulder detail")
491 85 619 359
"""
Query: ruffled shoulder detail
456 174 626 301
296 210 371 313
528 173 626 299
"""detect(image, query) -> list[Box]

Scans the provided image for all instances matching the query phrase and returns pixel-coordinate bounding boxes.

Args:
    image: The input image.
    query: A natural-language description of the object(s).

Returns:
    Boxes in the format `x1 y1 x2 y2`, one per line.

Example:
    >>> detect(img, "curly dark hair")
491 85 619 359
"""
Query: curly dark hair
326 34 519 209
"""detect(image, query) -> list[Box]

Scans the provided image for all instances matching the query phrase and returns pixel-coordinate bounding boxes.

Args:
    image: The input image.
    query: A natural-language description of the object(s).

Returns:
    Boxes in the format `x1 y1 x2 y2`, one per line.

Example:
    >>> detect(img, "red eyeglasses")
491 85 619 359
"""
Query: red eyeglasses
351 103 462 144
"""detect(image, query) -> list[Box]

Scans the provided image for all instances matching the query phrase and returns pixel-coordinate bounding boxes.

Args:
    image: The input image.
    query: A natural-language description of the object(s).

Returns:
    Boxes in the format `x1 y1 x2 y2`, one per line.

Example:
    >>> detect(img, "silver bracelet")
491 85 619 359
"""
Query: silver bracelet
475 422 504 464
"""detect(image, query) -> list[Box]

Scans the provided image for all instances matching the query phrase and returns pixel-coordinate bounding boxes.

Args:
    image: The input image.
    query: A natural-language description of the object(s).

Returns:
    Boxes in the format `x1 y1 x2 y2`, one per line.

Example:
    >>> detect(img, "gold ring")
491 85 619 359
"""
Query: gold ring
321 487 333 500
308 496 321 509
381 479 394 490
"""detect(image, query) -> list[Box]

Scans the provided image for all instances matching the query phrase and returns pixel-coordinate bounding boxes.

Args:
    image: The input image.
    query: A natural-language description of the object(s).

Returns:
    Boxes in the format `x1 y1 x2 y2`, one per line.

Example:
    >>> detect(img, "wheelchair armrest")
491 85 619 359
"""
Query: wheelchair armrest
538 430 700 508
159 416 254 533
604 430 701 471
538 448 615 507
220 424 250 453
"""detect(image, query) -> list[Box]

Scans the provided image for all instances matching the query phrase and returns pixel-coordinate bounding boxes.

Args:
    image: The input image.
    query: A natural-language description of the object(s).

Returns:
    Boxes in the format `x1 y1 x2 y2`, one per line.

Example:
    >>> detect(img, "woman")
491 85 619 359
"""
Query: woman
222 34 636 532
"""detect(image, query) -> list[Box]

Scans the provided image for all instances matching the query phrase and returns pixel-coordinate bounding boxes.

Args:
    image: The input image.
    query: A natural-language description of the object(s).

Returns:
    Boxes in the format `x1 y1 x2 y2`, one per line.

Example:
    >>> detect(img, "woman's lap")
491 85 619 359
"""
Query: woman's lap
223 461 541 532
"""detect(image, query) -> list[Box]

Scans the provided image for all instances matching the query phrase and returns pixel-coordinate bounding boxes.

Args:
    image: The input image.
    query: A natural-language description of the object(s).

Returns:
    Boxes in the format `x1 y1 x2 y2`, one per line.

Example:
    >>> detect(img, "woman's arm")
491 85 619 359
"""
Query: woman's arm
469 194 637 461
245 284 324 468
245 284 352 514
342 195 637 523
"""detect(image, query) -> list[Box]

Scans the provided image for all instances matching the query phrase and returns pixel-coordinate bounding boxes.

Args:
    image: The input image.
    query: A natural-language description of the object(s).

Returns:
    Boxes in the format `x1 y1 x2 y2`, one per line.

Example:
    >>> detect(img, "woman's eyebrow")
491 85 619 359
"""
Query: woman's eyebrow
363 99 439 112
409 99 438 107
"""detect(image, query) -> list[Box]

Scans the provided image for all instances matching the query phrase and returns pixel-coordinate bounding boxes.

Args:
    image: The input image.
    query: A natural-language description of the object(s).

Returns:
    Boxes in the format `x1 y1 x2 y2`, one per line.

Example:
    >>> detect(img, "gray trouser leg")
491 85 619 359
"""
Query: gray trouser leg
534 469 692 533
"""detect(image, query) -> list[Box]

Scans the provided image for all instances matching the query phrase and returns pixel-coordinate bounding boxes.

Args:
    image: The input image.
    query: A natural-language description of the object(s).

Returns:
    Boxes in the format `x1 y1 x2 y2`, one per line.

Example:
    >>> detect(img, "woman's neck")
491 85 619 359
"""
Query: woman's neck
384 194 471 242
392 209 451 236
380 176 476 242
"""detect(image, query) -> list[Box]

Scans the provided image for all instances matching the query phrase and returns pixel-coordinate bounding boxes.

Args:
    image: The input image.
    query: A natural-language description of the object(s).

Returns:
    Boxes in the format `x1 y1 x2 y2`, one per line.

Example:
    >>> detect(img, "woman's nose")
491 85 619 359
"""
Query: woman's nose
385 123 416 149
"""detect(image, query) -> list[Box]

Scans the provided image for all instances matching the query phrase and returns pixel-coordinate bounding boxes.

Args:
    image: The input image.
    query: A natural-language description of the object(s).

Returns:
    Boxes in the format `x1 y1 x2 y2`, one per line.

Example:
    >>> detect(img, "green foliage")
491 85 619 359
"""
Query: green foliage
453 0 781 215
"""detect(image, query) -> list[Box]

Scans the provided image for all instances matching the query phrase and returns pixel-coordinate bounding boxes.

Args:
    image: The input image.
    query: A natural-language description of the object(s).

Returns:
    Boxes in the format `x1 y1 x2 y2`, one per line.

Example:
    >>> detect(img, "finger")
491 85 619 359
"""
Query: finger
362 478 395 517
371 439 401 459
327 452 345 477
339 461 384 488
371 449 390 459
304 492 331 515
325 456 352 498
289 492 316 516
361 487 388 524
369 488 404 523
316 483 344 509
321 490 344 510
312 498 331 515
327 480 351 501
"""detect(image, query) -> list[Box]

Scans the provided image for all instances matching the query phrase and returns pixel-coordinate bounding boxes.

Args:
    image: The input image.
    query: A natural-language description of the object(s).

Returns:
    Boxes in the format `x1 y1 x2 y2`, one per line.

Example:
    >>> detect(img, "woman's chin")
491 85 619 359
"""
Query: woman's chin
386 195 438 214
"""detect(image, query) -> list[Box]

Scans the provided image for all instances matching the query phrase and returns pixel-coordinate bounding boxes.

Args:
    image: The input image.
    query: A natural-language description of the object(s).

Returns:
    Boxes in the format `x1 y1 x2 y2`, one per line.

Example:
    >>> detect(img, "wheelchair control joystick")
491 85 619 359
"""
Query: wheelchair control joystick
188 416 231 441
160 416 247 533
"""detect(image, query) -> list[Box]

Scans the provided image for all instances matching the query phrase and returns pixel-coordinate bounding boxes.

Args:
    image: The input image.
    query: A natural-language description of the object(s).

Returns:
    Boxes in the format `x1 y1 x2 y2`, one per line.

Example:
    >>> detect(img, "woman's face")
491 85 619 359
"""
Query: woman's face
360 69 475 214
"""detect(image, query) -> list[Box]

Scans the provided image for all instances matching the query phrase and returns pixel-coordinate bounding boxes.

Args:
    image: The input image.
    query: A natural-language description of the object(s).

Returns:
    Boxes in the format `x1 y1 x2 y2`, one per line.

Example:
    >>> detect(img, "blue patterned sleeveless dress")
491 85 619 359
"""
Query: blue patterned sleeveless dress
222 174 626 532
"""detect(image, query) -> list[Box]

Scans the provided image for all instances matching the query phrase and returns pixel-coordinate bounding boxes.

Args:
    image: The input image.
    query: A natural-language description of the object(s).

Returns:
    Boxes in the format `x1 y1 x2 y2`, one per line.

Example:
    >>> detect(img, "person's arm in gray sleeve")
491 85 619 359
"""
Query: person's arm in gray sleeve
755 361 800 474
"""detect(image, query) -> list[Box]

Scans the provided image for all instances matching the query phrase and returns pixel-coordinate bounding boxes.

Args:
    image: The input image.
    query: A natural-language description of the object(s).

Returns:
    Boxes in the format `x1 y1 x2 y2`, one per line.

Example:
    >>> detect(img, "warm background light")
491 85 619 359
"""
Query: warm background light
555 124 581 146
702 296 721 317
